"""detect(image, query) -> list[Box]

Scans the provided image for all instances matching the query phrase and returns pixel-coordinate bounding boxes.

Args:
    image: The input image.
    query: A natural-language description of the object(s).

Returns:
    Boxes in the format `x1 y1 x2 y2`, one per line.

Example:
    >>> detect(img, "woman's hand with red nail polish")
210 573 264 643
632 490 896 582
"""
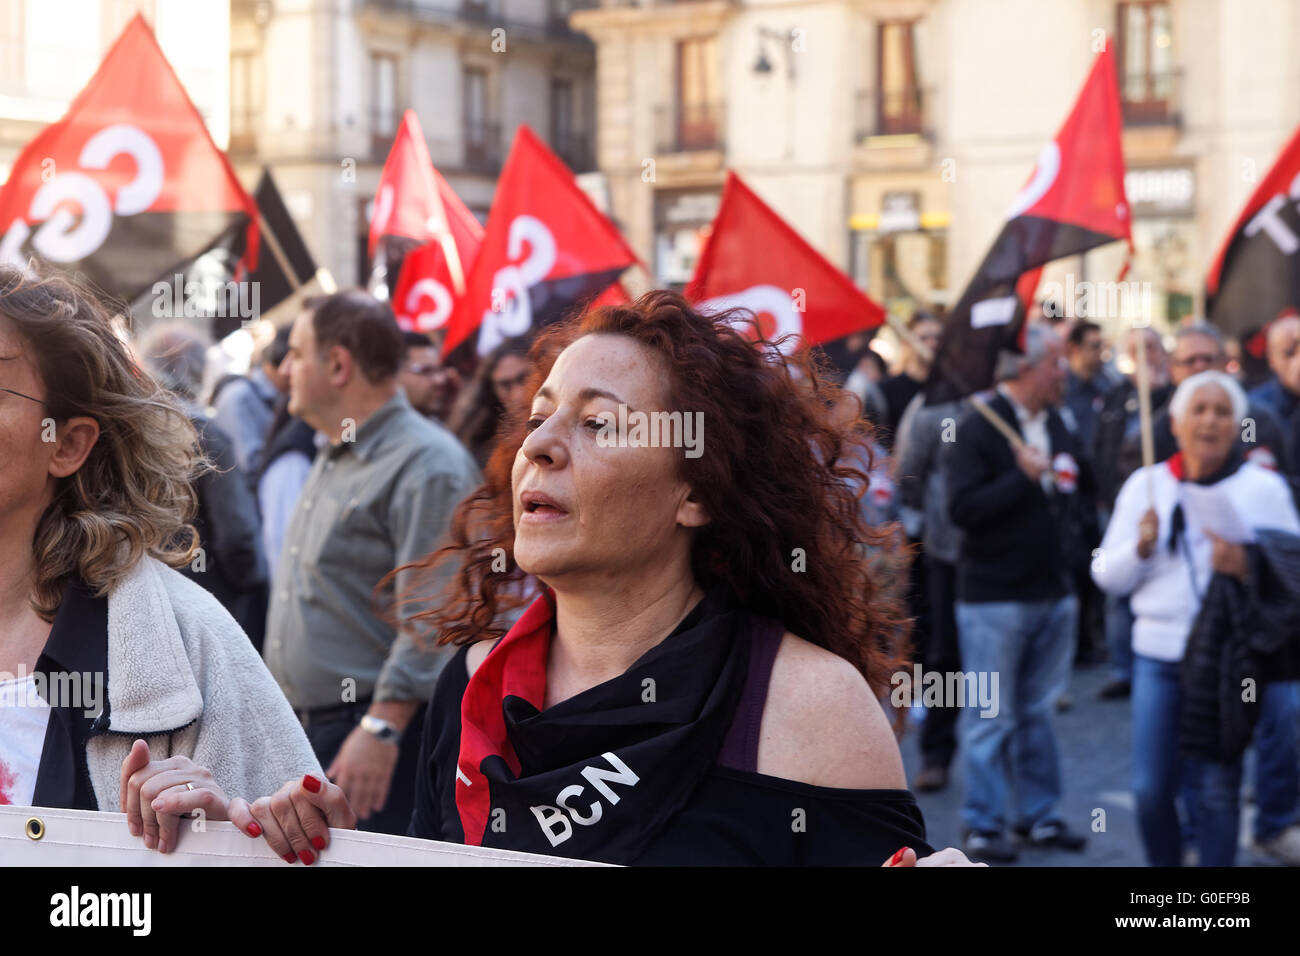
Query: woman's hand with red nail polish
227 771 357 865
882 846 916 867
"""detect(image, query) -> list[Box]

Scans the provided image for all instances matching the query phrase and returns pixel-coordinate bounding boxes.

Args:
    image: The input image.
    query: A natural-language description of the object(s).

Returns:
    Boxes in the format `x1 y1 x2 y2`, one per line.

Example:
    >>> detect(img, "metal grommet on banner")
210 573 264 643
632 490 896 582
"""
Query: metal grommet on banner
25 817 45 841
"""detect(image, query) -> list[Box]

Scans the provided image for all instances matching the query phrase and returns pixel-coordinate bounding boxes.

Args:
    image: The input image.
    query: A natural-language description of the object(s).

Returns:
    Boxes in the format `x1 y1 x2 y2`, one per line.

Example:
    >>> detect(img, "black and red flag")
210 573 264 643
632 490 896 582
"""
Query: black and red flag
129 166 330 339
369 109 481 321
924 42 1131 402
686 172 886 353
1206 123 1300 378
440 125 639 359
0 13 258 305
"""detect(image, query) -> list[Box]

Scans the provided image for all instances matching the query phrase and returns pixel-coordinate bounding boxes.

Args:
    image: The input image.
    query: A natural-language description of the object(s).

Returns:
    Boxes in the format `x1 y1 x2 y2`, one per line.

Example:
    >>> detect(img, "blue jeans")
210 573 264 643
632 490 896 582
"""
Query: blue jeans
1131 654 1242 866
1105 593 1134 683
1254 680 1300 841
956 595 1076 834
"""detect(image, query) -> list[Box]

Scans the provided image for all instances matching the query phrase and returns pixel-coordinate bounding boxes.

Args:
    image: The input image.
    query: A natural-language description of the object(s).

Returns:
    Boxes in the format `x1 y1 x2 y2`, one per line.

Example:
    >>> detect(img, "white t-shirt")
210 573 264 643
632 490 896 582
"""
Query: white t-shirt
0 674 52 807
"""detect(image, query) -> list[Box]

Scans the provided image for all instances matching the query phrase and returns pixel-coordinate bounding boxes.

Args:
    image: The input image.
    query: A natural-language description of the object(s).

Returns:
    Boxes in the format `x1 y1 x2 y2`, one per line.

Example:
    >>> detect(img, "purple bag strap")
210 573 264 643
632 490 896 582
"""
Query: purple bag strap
717 617 786 773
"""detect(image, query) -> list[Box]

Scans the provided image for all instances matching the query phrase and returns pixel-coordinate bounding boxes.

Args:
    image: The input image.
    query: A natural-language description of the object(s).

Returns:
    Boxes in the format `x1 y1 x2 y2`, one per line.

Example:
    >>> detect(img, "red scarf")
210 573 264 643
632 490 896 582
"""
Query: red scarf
456 591 554 845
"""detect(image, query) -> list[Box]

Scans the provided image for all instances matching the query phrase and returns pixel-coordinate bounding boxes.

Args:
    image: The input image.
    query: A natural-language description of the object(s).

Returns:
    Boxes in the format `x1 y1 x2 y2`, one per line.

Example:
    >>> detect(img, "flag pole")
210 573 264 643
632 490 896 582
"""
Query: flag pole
883 311 1025 449
415 152 466 297
258 213 302 293
1132 317 1157 506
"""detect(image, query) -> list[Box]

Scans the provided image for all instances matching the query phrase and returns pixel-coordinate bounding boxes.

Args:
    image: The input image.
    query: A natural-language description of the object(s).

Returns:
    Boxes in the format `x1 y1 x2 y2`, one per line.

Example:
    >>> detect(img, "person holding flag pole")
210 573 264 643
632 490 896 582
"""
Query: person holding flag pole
906 41 1132 861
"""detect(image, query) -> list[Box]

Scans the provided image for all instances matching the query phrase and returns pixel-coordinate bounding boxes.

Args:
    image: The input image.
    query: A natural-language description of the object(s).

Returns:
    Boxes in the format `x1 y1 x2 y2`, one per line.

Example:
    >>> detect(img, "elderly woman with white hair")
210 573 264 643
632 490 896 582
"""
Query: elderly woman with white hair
1093 369 1300 866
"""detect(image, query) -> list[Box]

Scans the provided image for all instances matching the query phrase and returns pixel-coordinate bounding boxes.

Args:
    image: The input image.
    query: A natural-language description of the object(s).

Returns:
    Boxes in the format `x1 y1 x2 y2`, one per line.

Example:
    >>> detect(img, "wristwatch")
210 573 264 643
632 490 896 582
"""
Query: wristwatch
360 714 401 745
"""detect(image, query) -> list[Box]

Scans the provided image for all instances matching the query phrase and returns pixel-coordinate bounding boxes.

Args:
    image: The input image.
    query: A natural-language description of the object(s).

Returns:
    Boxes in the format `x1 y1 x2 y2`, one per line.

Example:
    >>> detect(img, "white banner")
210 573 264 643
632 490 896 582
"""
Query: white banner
0 805 609 867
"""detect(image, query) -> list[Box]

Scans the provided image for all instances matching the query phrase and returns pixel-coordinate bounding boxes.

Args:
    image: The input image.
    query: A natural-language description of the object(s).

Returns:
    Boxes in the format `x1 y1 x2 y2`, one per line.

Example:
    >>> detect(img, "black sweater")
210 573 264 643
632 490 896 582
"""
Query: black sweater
946 392 1093 603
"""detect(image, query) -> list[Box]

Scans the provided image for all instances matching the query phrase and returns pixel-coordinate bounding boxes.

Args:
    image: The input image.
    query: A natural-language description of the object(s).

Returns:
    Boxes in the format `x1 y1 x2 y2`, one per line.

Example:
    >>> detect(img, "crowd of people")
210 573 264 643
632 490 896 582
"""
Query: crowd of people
4 261 1300 868
868 306 1300 866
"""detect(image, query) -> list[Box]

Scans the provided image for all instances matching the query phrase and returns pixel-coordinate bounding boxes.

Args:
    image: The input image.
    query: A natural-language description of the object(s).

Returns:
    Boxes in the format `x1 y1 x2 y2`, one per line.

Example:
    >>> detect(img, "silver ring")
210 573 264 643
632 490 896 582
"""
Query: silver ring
185 782 195 791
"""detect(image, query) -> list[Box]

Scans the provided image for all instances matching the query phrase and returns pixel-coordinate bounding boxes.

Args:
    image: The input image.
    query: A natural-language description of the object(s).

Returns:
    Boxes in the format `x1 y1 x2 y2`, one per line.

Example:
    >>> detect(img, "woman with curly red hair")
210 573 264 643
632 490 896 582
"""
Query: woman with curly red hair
241 290 978 866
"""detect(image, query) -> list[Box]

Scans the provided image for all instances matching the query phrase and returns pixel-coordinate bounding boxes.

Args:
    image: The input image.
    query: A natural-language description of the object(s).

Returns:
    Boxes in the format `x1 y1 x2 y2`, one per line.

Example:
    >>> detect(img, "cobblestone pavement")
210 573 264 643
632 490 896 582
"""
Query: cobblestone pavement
899 659 1289 867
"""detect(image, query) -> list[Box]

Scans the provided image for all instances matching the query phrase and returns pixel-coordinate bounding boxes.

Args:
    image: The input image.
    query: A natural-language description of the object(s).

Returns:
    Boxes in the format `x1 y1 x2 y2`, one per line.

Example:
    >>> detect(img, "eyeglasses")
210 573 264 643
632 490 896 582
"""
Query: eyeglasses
1172 354 1220 369
0 386 45 407
405 363 441 377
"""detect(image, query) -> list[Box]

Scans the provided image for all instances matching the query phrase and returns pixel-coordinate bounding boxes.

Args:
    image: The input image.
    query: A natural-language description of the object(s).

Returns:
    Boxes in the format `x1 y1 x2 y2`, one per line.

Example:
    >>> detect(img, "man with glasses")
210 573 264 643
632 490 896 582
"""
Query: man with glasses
397 331 461 423
1144 324 1287 472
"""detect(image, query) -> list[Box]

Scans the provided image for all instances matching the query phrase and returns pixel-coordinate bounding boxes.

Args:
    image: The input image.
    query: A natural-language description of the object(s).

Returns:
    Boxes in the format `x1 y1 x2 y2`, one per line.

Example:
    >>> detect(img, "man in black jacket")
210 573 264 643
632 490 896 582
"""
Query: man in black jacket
947 323 1090 864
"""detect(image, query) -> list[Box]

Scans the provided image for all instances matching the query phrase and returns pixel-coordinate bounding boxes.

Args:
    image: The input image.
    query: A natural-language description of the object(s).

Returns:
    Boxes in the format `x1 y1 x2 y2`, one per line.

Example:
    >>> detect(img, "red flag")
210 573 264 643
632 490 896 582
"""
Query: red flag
685 173 885 351
369 110 480 265
391 224 484 336
1206 124 1300 345
0 14 258 303
925 41 1130 402
441 125 638 357
370 110 481 315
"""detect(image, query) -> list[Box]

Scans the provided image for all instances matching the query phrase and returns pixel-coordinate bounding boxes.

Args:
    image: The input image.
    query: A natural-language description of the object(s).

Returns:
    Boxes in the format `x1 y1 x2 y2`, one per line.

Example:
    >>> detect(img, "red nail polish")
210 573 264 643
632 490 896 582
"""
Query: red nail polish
311 836 326 851
246 822 262 837
302 774 322 793
283 853 297 864
889 847 909 866
299 850 316 865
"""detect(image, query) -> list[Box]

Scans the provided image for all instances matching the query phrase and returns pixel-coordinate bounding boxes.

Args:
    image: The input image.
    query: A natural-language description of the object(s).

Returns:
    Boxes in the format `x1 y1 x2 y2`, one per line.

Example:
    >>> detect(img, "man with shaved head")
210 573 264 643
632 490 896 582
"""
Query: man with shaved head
1250 314 1300 468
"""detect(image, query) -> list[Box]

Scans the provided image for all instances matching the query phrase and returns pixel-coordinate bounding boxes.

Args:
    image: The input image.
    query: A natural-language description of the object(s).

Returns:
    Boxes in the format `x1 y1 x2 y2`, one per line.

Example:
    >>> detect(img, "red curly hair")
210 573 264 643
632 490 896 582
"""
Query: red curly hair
392 290 911 698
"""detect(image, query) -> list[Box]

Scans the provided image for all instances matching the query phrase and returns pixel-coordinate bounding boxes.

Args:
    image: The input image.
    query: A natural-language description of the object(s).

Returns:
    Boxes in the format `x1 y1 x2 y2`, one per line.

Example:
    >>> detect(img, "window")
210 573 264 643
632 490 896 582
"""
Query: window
230 52 256 138
463 66 498 170
551 77 588 168
372 53 398 138
875 20 923 135
464 67 487 145
551 78 573 146
1117 1 1175 124
675 37 721 150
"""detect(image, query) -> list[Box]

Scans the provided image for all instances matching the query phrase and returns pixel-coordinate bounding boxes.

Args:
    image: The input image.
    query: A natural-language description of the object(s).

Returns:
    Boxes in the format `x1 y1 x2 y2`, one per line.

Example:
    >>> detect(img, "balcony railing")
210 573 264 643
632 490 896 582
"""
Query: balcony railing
655 102 724 154
362 0 595 45
548 0 599 34
1120 67 1182 128
464 121 503 173
854 87 933 142
552 130 594 171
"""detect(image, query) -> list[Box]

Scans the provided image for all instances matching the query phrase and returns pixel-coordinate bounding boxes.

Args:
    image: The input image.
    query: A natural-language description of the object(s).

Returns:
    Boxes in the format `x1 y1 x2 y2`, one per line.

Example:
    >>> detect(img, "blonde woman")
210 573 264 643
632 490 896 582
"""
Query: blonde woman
0 269 333 862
